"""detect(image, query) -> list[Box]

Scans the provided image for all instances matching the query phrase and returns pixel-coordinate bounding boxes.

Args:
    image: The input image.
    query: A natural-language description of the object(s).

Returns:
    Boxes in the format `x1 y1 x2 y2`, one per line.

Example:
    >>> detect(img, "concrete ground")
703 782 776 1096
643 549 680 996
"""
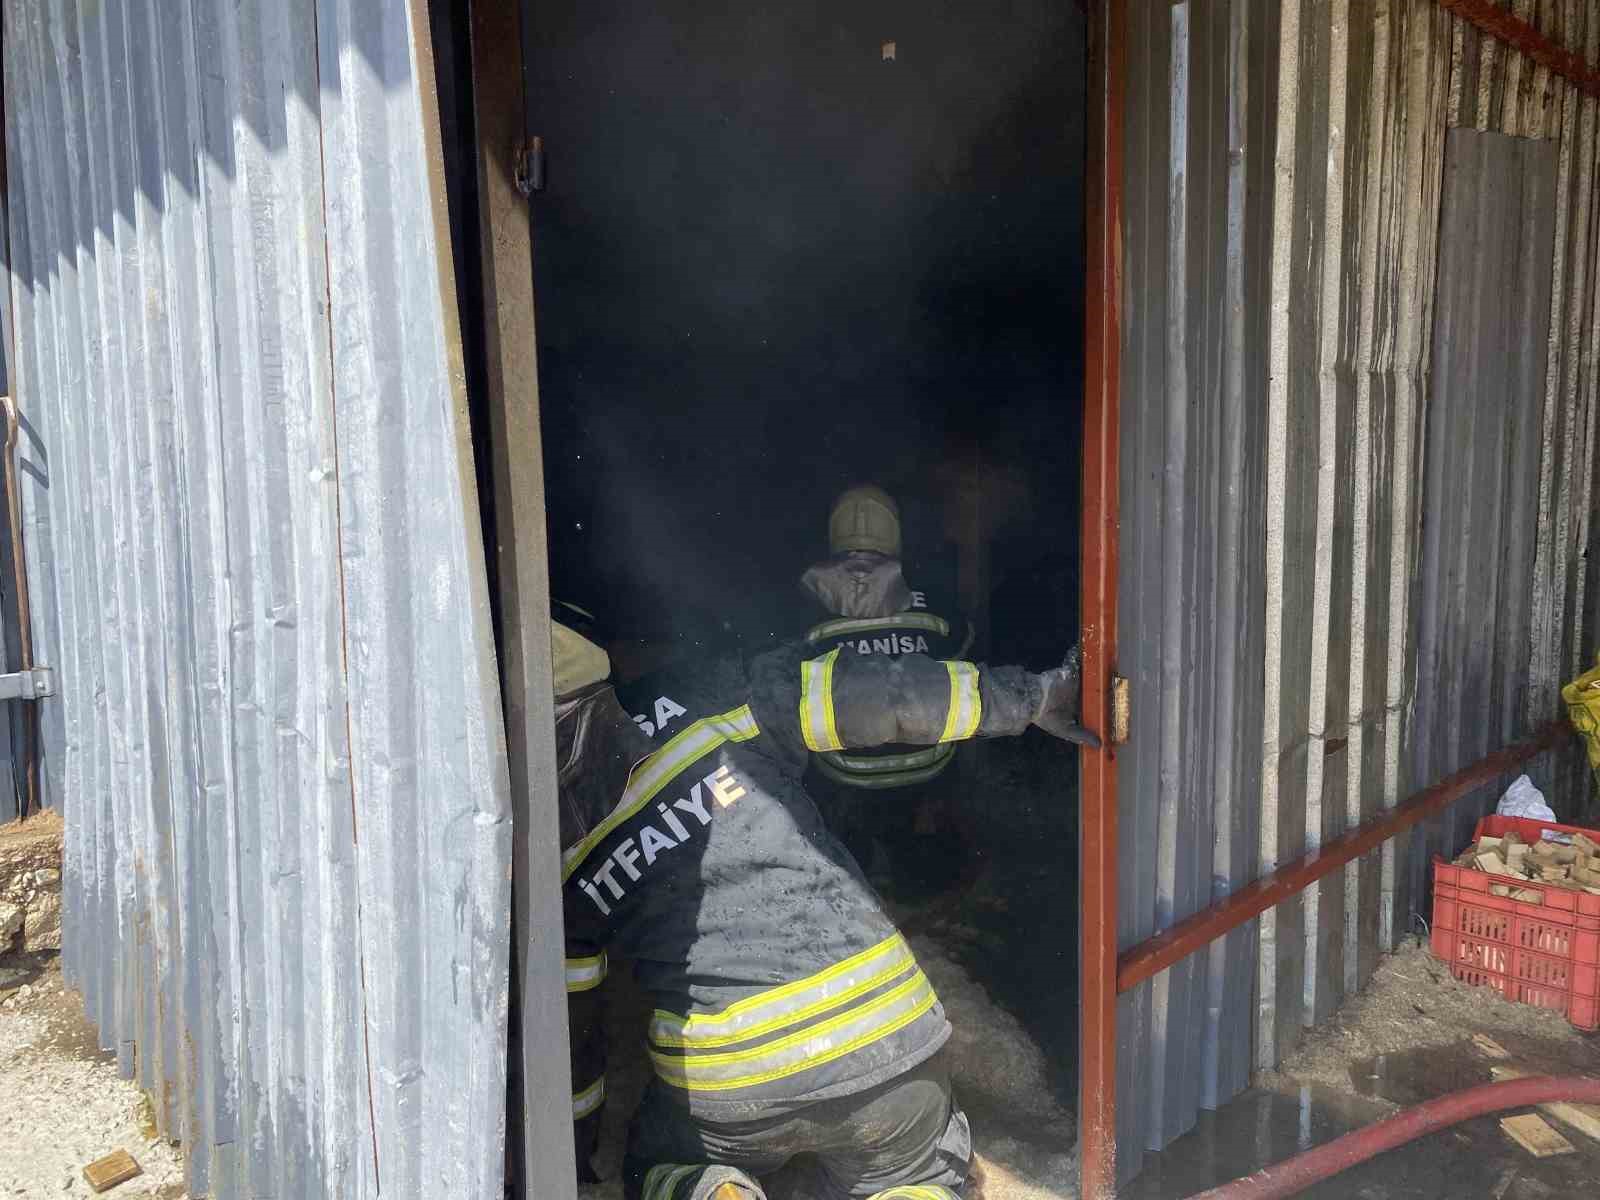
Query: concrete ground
0 953 186 1199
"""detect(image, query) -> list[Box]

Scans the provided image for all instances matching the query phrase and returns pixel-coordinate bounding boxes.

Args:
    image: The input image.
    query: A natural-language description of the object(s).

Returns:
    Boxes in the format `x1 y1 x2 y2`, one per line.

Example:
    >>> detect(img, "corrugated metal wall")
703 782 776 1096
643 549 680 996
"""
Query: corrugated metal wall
0 82 24 825
1116 0 1273 1166
1118 0 1600 1177
2 2 512 1197
1408 123 1559 969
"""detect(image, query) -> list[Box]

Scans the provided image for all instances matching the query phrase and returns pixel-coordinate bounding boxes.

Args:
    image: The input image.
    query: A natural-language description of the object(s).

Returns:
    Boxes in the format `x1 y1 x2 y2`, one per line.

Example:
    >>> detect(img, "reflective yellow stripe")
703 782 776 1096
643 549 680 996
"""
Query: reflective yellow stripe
571 1076 605 1120
815 753 954 790
938 662 982 743
650 932 908 1045
564 951 607 993
806 613 952 643
822 744 954 774
650 970 938 1092
643 1164 699 1200
561 705 760 881
649 934 915 1049
800 649 845 752
869 1189 960 1200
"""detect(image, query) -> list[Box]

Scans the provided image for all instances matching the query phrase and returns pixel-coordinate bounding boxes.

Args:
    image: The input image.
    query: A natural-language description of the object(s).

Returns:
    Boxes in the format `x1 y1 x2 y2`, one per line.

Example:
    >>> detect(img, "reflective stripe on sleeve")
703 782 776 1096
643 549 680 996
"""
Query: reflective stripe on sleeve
938 662 982 743
561 705 760 881
868 1188 961 1200
571 1076 605 1120
800 649 845 752
564 951 607 993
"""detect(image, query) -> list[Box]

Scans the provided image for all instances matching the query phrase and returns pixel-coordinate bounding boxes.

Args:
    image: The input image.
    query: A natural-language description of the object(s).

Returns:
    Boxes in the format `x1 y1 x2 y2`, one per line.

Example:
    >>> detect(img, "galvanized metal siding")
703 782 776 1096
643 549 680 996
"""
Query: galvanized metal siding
1116 0 1272 1167
0 159 17 825
1118 0 1600 1172
1409 125 1558 936
2 2 512 1197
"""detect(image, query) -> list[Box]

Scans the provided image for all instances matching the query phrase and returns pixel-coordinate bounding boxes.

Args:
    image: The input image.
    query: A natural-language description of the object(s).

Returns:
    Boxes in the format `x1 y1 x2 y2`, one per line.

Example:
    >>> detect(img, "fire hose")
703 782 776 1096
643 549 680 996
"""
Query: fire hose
1187 1075 1600 1200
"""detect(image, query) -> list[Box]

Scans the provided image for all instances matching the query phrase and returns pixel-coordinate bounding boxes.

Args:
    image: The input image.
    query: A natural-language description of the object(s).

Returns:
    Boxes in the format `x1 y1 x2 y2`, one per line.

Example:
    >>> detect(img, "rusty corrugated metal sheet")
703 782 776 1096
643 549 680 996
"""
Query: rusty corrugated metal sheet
1 2 511 1196
1117 0 1600 1177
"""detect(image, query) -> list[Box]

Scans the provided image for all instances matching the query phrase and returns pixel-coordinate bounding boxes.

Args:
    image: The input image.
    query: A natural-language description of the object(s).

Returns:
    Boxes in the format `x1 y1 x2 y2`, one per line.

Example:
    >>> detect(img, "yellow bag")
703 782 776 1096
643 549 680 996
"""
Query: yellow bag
1561 659 1600 785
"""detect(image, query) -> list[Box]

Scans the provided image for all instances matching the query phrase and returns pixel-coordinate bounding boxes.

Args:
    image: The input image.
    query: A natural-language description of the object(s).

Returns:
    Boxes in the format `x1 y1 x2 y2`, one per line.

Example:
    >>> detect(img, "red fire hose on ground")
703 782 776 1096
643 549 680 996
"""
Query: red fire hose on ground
1187 1075 1600 1200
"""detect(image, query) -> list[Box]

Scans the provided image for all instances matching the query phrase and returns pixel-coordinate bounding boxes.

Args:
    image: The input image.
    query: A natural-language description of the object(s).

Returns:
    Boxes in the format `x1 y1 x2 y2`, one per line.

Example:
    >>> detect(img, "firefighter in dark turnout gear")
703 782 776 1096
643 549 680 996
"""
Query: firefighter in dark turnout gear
555 619 1093 1200
799 486 971 891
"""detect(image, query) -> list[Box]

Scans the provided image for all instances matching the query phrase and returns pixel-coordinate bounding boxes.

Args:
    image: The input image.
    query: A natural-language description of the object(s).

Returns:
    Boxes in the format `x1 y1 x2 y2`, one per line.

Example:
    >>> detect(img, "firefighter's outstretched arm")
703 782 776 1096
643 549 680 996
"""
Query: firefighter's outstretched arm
757 643 1095 756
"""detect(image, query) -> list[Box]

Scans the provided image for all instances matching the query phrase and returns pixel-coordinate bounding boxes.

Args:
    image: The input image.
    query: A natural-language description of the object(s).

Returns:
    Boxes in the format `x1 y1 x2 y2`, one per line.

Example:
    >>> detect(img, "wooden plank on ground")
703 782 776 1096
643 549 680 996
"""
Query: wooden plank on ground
1491 1067 1600 1143
1500 1112 1578 1157
82 1151 141 1193
1471 1033 1511 1059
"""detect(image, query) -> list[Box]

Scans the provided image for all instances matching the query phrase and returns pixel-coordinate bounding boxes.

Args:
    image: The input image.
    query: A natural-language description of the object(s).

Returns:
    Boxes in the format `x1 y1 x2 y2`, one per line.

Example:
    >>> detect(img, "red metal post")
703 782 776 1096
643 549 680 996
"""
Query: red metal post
1116 720 1569 995
1079 0 1123 1195
1438 0 1600 100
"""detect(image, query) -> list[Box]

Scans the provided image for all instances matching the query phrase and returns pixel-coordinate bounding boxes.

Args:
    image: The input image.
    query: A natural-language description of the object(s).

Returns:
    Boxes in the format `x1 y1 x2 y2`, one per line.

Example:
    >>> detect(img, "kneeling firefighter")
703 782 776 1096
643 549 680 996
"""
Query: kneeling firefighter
556 620 1097 1200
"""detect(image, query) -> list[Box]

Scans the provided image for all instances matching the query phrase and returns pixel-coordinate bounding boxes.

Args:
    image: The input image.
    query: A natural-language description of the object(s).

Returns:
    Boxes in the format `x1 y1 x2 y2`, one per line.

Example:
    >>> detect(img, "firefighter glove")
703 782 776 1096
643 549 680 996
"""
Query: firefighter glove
1032 645 1101 748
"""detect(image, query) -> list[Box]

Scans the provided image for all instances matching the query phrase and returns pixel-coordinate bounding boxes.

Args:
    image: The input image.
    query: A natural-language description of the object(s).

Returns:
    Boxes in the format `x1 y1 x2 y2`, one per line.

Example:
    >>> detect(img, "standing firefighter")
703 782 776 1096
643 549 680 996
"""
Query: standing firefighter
799 486 970 888
555 618 1096 1200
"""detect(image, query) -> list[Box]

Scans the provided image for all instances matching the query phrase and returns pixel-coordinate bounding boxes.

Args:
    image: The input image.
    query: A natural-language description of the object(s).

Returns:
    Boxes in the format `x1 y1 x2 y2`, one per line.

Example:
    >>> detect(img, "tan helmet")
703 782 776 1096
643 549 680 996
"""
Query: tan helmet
552 621 611 695
828 485 901 558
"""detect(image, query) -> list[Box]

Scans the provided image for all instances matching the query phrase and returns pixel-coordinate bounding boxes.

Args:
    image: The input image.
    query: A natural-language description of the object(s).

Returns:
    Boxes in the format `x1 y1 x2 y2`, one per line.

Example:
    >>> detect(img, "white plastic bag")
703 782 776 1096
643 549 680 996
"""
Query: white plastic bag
1496 774 1555 823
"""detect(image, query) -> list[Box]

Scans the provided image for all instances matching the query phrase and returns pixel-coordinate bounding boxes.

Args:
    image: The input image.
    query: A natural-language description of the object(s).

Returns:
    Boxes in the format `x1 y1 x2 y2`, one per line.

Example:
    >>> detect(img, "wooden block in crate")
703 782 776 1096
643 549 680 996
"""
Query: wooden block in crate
1573 865 1600 889
1477 852 1514 877
1531 841 1578 865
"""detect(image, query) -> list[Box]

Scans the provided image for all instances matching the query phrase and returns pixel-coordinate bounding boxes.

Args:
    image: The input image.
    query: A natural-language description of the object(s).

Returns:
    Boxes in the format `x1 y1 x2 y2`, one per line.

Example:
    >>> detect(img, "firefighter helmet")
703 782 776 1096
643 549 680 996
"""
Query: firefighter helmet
828 485 901 558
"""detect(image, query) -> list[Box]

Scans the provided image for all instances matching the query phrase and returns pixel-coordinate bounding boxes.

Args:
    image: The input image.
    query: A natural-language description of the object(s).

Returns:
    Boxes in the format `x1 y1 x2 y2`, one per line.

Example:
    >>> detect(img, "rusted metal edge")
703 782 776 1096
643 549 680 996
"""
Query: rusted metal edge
1079 0 1123 1195
1117 719 1570 995
1438 0 1600 100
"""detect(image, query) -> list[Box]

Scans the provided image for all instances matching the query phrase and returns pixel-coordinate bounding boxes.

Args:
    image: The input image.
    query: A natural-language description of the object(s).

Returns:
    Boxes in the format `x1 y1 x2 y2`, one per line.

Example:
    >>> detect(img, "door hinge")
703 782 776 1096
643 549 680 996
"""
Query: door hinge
0 667 53 702
1111 674 1130 745
514 135 545 197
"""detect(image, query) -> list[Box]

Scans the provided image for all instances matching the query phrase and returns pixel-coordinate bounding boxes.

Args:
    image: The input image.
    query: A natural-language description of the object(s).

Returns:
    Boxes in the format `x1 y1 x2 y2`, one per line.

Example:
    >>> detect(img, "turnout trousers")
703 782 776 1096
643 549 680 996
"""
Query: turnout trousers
623 1056 971 1200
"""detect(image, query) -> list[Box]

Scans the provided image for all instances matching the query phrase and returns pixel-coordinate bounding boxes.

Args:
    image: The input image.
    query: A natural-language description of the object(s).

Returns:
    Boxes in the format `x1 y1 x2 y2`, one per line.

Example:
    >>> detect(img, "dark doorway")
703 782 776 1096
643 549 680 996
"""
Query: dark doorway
527 1 1088 1191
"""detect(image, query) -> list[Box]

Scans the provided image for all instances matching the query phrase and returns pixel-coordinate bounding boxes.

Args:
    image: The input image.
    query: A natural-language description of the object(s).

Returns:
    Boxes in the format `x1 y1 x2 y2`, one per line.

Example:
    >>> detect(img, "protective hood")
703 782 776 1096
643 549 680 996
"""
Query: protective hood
553 682 651 850
800 551 914 619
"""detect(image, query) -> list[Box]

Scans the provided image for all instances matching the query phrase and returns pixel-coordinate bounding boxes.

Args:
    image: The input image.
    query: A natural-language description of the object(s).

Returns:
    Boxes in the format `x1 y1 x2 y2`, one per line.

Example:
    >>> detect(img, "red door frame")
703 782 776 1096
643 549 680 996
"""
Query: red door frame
1077 0 1123 1195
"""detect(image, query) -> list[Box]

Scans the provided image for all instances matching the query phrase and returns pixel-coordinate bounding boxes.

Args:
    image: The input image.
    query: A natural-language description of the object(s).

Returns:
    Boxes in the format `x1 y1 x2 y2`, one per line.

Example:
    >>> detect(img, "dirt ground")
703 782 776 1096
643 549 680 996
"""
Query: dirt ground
1266 939 1600 1097
1121 939 1600 1199
0 953 187 1200
13 909 1600 1199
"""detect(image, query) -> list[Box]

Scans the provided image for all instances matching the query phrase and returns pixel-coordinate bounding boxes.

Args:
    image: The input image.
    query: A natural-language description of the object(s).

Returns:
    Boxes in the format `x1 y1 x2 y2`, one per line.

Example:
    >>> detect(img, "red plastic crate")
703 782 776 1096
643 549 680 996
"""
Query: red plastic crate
1430 813 1600 1031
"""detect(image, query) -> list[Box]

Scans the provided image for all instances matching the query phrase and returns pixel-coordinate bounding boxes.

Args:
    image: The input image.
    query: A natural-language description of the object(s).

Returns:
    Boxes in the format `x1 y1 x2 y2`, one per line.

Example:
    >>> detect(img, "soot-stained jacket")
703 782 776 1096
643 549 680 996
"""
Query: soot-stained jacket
798 553 974 789
559 641 1043 1156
